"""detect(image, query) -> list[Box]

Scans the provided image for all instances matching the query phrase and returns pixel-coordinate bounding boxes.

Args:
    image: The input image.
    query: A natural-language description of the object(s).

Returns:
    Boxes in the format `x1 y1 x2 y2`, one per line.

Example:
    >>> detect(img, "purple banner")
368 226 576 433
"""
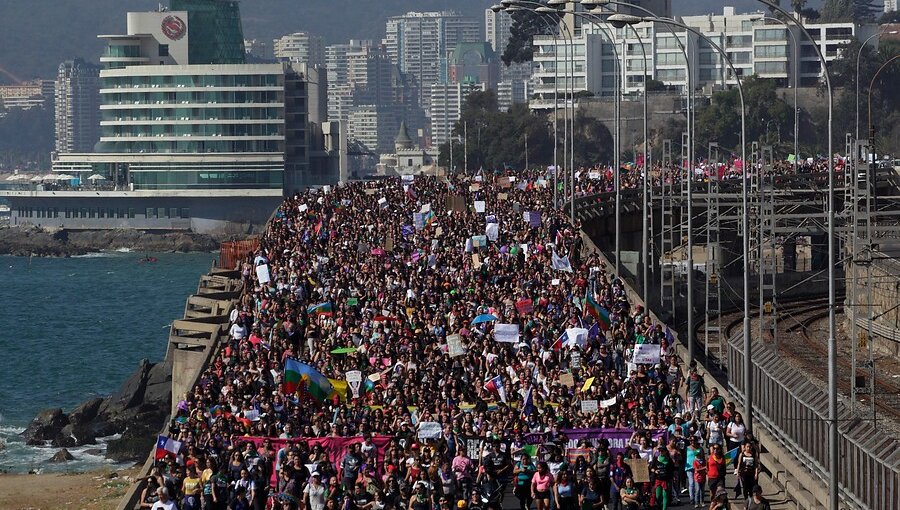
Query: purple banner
524 428 667 458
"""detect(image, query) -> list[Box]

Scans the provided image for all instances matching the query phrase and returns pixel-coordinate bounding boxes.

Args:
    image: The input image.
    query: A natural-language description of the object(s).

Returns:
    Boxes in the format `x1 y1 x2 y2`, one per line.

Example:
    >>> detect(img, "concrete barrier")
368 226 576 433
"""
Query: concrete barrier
115 266 243 510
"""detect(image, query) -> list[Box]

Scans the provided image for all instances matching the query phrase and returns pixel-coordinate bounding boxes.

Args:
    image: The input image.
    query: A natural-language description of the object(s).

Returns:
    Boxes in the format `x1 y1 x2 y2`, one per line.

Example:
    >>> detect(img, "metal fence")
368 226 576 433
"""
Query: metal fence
219 238 259 270
727 336 900 510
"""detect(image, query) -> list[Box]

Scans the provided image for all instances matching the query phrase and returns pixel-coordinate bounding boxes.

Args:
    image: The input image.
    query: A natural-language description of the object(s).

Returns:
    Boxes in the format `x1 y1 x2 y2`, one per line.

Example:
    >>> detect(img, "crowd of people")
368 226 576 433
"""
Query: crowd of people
142 169 773 510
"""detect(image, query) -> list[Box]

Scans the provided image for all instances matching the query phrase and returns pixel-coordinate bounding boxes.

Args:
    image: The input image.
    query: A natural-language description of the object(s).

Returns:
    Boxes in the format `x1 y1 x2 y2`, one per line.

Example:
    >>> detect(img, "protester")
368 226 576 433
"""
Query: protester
146 170 762 510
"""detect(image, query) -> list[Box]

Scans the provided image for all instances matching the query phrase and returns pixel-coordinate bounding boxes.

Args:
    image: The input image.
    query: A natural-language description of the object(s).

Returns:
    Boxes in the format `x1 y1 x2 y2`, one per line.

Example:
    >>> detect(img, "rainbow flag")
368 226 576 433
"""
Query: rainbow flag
584 290 611 330
284 358 334 402
424 210 436 227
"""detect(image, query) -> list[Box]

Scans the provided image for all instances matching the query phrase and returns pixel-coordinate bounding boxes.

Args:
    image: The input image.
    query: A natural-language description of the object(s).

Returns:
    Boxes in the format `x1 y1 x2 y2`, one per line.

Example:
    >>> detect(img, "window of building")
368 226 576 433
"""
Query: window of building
146 207 156 219
180 208 190 219
169 208 178 218
159 44 169 57
128 208 136 218
755 61 787 74
756 28 786 42
754 45 788 58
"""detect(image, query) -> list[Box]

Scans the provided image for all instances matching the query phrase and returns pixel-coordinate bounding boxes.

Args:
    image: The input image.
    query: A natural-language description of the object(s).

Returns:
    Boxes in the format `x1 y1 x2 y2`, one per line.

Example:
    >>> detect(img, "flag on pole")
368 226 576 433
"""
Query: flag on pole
284 358 335 402
483 375 507 403
306 302 333 316
522 387 535 416
155 435 182 460
551 251 573 272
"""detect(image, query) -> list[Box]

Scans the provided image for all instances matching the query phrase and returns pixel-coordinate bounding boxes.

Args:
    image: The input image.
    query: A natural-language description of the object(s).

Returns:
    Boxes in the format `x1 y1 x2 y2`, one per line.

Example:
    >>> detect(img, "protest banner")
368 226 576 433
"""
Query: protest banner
580 400 598 413
494 324 520 343
600 396 618 408
626 459 650 483
447 334 466 357
345 370 363 399
474 200 486 213
559 373 575 387
632 343 661 365
486 223 499 242
417 421 442 440
256 264 271 284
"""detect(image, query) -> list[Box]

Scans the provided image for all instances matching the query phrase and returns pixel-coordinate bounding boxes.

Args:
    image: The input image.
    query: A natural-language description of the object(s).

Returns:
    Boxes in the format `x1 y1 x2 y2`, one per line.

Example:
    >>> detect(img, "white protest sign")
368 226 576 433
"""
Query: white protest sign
600 396 618 408
418 421 443 439
486 223 499 242
447 334 466 357
378 197 388 208
346 370 363 398
298 204 308 213
256 264 271 284
580 400 599 413
474 201 486 213
632 343 661 365
494 323 520 343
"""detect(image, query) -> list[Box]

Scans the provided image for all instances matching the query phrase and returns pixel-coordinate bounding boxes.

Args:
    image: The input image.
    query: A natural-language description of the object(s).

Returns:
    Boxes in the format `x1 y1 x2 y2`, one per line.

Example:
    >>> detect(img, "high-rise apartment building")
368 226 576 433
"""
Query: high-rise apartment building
274 32 326 68
532 6 877 109
430 82 486 147
485 8 514 54
54 59 101 154
382 11 482 111
9 1 338 233
886 0 897 13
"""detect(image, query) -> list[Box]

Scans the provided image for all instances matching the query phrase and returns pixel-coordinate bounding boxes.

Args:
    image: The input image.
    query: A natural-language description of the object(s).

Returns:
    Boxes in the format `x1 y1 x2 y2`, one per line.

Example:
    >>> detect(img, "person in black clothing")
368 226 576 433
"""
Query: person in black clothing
650 448 675 510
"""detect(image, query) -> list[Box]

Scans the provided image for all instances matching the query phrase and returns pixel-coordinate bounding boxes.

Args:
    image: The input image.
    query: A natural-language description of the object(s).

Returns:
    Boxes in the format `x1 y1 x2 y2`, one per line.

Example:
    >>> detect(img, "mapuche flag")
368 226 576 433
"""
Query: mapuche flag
284 358 334 402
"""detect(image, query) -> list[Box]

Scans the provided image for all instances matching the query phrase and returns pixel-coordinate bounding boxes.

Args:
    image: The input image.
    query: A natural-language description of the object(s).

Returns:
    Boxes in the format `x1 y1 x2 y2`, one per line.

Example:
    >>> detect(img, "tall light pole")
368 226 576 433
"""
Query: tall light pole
756 2 835 508
609 13 748 431
761 16 799 173
542 0 623 273
584 0 694 331
856 30 896 143
499 3 564 206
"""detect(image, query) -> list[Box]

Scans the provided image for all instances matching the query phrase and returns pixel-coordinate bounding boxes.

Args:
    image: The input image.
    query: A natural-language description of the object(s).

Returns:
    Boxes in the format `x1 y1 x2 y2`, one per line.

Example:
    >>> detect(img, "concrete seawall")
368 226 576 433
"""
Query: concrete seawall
115 267 244 510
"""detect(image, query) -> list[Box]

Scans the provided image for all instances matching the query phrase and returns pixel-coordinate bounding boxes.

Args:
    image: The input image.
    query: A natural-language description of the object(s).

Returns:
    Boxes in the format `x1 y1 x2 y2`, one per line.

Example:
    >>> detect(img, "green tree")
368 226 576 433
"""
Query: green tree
438 92 554 171
694 77 793 154
503 4 554 66
572 110 614 167
820 0 853 22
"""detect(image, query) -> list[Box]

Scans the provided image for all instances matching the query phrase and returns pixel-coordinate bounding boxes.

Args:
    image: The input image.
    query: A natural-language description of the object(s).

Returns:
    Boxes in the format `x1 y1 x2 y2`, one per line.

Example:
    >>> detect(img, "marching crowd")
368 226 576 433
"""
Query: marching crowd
143 169 772 510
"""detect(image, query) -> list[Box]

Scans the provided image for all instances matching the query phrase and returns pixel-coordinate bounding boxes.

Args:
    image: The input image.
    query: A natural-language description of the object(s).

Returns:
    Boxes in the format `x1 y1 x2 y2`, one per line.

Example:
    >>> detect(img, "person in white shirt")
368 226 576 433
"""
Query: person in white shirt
151 487 177 510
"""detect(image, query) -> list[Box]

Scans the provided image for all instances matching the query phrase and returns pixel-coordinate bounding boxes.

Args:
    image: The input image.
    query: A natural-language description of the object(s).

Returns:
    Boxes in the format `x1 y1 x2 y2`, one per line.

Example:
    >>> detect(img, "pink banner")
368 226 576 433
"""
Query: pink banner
244 435 393 486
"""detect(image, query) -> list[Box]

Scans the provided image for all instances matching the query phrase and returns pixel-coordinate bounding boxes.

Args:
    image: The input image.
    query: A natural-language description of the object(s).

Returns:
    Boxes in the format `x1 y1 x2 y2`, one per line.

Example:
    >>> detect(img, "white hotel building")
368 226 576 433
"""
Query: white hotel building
531 6 879 109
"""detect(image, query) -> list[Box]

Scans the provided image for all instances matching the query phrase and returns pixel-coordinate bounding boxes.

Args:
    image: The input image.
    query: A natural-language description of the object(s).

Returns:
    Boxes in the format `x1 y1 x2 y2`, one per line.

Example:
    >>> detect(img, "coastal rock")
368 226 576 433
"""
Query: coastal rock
52 422 98 448
48 448 76 463
21 408 69 444
105 423 157 463
0 225 223 256
68 397 104 425
103 359 152 414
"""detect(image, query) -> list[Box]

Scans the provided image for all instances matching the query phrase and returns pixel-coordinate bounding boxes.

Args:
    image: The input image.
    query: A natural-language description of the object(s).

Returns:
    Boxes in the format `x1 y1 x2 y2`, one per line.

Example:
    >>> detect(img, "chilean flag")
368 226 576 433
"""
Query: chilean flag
155 435 182 460
483 375 507 403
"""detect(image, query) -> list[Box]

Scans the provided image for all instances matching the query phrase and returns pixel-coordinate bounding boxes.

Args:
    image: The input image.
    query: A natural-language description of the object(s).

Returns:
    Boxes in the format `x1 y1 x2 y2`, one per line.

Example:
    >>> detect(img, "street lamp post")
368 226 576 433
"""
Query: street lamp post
609 13 749 432
856 30 897 143
761 16 799 173
756 2 836 508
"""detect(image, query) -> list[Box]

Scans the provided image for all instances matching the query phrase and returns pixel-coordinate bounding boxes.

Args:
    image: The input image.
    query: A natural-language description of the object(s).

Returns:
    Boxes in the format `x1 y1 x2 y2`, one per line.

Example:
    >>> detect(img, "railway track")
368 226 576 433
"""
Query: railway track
697 295 900 424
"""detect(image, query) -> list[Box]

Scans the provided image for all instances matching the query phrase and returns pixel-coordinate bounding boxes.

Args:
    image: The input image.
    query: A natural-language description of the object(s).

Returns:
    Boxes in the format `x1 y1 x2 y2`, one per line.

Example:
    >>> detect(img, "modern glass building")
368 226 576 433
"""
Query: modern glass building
169 0 246 65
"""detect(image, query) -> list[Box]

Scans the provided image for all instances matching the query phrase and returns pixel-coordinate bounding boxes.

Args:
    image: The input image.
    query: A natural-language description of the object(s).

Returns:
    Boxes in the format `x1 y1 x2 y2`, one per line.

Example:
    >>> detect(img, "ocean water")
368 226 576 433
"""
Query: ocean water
0 251 216 473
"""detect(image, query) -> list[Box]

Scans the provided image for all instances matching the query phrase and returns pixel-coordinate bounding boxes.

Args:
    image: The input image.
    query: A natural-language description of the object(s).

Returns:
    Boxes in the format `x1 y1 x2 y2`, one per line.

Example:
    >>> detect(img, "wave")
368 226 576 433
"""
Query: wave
72 252 113 258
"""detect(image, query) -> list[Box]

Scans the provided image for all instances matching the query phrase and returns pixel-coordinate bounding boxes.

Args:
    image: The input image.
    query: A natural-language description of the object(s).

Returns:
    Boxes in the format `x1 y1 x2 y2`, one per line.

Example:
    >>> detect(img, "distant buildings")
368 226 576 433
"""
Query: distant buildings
430 82 487 147
383 11 482 111
532 5 879 109
886 0 897 13
4 1 343 233
244 38 274 60
274 32 325 68
0 80 54 111
54 59 101 154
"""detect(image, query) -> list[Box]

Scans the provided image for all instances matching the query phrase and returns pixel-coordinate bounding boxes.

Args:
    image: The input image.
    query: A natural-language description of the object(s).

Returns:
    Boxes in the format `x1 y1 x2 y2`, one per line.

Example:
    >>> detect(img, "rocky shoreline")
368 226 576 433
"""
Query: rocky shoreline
21 359 171 464
0 225 221 257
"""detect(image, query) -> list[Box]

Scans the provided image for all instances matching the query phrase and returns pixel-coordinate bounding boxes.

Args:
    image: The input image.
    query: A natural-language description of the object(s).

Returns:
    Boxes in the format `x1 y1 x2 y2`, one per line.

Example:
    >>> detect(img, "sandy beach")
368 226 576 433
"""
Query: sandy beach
0 466 140 510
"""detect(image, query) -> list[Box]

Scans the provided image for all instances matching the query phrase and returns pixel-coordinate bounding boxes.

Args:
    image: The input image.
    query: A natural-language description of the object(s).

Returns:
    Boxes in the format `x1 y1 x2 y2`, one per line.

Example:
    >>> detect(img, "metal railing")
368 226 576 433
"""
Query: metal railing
727 335 900 510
